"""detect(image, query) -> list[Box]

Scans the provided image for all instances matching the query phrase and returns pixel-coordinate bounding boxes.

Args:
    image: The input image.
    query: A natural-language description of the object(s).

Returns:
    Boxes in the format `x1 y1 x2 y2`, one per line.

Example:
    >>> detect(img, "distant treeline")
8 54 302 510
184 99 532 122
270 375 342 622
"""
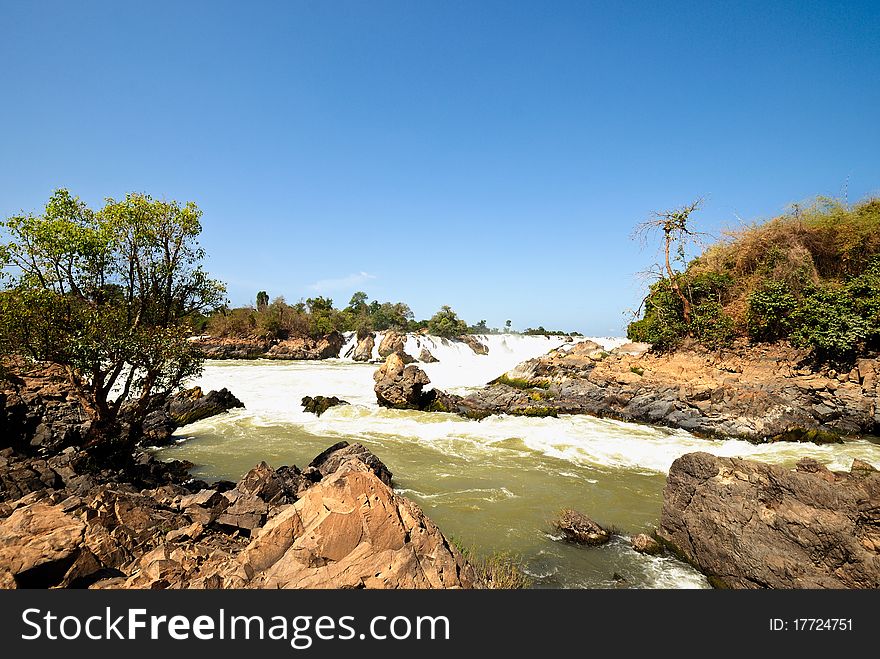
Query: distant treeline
201 292 582 340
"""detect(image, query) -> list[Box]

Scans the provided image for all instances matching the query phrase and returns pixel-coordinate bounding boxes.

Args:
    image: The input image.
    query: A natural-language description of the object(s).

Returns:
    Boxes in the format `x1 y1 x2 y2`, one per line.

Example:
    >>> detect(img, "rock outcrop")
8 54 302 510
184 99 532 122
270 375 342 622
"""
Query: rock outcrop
266 332 344 360
0 443 477 590
377 331 405 358
1 362 91 454
193 333 345 361
301 396 349 417
137 386 245 446
419 348 439 363
460 340 880 442
459 335 489 355
631 533 662 555
553 508 611 545
373 354 432 409
658 452 880 588
192 337 270 359
352 334 375 362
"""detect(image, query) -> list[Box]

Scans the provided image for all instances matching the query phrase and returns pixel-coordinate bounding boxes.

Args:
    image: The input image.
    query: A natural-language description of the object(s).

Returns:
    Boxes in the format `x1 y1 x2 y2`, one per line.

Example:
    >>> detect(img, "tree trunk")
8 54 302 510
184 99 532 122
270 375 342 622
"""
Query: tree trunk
665 234 691 326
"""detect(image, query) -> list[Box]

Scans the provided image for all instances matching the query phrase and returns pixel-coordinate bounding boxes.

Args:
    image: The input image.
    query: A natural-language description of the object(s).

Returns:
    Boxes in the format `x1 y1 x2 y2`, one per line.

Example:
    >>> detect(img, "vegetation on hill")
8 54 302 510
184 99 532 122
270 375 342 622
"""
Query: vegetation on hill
628 196 880 360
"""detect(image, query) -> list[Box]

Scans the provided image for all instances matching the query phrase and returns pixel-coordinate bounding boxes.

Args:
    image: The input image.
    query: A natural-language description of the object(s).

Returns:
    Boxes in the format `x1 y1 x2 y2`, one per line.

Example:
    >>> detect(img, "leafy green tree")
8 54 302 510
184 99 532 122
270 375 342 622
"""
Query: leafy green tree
345 291 368 314
256 290 269 312
505 319 512 332
0 189 226 451
427 305 468 337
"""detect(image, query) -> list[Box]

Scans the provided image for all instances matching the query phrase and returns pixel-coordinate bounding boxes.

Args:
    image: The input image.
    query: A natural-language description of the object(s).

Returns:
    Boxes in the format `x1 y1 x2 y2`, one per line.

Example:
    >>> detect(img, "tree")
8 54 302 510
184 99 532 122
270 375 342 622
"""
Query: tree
633 199 704 326
427 305 468 337
256 290 269 312
0 189 226 452
345 291 368 314
505 319 512 332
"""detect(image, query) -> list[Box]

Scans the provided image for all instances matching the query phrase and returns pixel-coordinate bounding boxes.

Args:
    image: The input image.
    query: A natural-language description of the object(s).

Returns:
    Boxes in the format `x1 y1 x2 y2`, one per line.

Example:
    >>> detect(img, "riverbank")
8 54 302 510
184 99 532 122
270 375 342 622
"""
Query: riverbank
457 340 879 443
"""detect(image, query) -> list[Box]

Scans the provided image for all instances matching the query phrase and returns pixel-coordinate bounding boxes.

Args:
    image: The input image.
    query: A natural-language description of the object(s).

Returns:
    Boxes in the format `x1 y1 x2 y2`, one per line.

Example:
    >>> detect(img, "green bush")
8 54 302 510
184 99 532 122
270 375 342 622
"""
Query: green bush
789 287 869 359
747 281 797 341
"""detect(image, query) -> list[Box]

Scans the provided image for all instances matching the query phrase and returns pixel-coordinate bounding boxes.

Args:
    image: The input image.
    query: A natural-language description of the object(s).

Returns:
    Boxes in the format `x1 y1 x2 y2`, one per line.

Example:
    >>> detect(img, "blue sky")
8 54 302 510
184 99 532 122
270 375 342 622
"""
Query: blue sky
1 0 878 335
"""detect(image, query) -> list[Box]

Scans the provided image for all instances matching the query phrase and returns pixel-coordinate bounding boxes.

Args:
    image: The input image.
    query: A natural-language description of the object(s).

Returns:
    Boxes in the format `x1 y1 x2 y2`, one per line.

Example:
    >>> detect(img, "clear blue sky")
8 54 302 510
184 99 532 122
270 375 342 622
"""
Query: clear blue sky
2 1 878 335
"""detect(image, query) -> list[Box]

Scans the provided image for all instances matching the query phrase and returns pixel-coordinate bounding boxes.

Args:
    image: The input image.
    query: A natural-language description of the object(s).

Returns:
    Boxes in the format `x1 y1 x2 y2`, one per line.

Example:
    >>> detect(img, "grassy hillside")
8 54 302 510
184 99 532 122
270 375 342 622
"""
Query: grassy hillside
628 196 880 360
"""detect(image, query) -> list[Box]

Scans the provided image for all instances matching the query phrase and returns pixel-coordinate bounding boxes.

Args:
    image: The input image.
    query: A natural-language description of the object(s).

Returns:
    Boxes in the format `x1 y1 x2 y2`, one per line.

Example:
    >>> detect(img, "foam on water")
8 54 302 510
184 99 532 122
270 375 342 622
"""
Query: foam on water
158 336 880 589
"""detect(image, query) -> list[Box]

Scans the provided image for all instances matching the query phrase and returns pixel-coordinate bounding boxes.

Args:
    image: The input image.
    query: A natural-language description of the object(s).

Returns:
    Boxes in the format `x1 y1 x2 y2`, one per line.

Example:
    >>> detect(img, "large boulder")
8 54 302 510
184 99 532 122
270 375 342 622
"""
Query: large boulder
309 441 393 486
373 354 431 409
0 503 86 588
378 331 406 358
242 459 477 588
191 336 270 359
658 452 880 588
352 334 375 362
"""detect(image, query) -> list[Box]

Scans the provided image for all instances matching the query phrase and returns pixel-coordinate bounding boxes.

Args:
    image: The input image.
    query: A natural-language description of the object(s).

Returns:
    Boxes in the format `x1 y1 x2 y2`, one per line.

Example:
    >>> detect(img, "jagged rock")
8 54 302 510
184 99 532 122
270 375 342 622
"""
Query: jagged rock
352 334 375 362
169 387 244 426
242 459 477 588
378 331 406 358
373 353 431 409
458 335 489 355
234 461 305 505
140 409 177 446
460 342 880 441
631 533 662 555
309 441 393 486
0 361 92 453
554 508 611 545
216 491 269 535
419 348 439 363
658 452 880 588
0 503 86 588
301 395 349 417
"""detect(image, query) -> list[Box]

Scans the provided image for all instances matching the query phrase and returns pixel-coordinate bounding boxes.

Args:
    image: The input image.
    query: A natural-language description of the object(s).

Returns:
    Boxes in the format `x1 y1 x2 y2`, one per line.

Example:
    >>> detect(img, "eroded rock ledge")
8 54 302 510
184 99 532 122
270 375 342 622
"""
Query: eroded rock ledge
0 441 478 590
657 452 880 589
459 340 880 442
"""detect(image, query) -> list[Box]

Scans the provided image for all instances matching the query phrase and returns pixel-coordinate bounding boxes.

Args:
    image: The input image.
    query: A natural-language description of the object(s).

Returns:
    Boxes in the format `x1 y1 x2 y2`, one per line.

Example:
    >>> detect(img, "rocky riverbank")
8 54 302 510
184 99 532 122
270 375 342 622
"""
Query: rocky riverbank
0 441 479 589
458 340 880 443
658 452 880 588
193 330 491 362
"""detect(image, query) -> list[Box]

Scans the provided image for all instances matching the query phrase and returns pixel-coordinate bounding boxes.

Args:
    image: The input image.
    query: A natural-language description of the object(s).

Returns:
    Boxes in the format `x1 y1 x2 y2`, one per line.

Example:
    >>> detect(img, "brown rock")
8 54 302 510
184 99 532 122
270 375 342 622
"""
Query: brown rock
0 503 86 588
631 533 662 555
373 353 431 409
244 459 477 588
308 441 393 486
554 508 611 545
352 334 375 362
419 348 439 363
658 452 880 588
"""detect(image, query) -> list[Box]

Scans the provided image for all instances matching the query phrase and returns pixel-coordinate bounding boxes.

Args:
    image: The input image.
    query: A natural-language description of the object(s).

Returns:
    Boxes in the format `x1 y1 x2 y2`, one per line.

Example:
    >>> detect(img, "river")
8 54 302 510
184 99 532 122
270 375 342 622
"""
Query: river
154 334 880 588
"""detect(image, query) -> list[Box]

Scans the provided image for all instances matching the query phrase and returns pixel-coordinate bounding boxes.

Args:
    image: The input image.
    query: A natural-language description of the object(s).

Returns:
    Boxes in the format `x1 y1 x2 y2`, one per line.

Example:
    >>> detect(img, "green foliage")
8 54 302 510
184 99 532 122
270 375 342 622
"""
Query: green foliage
256 290 269 311
0 189 226 447
493 374 550 389
427 305 468 337
630 195 880 360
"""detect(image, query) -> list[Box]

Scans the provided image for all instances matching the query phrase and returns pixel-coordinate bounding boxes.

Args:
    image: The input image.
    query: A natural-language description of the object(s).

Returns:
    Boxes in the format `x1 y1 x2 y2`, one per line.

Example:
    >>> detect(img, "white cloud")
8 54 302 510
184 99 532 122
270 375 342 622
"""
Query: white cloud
308 271 377 293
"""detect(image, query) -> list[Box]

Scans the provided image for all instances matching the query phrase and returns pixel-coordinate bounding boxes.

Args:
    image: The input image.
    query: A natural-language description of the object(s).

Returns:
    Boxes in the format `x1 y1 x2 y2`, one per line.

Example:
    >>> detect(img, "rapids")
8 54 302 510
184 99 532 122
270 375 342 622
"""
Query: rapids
155 334 880 588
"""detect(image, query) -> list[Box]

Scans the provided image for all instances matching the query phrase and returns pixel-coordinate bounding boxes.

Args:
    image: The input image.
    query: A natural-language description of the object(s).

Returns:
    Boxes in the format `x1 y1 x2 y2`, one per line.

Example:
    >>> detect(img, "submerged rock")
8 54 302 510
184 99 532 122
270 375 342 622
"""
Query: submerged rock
554 508 611 546
658 452 880 588
301 395 349 417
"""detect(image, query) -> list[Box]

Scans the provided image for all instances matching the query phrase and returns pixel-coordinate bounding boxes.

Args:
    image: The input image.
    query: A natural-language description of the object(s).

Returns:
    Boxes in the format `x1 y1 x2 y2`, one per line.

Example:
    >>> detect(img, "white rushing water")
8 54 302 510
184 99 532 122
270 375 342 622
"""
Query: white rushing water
157 334 880 589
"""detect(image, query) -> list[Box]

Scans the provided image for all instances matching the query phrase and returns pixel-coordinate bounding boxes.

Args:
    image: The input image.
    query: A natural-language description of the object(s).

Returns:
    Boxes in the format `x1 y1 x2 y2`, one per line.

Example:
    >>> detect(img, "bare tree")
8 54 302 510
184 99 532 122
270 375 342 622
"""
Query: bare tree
633 199 705 326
